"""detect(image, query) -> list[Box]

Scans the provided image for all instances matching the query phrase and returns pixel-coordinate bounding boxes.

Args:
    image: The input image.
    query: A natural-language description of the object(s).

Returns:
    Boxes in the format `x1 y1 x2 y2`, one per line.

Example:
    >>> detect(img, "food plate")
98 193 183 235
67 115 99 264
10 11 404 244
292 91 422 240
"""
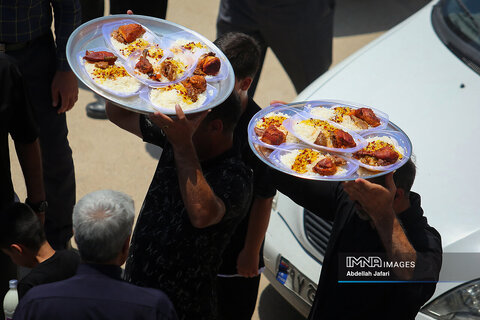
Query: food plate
66 14 234 115
248 104 302 149
304 100 389 134
349 130 411 172
248 101 412 181
164 31 230 83
139 84 217 113
76 47 143 97
269 144 358 180
283 112 367 154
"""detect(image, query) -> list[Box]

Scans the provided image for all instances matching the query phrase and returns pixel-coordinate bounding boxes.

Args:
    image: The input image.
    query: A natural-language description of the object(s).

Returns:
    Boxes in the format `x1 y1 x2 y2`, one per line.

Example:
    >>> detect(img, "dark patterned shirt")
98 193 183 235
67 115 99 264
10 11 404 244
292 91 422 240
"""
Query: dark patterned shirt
0 0 81 70
124 116 253 320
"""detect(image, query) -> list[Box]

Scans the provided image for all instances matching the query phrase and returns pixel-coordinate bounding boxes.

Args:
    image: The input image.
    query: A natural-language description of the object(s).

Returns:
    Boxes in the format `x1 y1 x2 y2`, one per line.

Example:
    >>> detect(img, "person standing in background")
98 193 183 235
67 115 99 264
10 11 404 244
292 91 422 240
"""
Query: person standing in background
213 32 276 320
0 0 81 252
0 55 46 320
216 0 335 96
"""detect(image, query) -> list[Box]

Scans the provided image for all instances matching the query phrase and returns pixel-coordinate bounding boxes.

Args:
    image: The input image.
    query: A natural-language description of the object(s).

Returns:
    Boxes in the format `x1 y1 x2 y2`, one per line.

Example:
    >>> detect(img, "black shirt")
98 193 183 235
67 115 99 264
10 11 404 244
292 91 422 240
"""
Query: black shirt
124 116 253 320
218 98 277 275
0 54 38 208
273 174 442 320
18 250 80 299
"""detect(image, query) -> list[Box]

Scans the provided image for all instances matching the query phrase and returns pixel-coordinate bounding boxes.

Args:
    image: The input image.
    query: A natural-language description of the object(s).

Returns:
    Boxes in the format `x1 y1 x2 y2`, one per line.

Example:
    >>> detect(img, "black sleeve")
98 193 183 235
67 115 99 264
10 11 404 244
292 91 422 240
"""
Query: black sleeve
249 153 276 199
205 160 253 224
0 55 38 143
389 216 442 316
272 170 341 221
139 114 167 147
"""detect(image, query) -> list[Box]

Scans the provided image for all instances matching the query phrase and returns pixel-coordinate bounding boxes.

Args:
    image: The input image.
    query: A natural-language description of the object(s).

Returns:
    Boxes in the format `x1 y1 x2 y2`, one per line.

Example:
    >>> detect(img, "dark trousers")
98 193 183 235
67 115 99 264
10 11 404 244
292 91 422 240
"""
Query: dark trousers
7 33 76 249
217 0 335 95
216 275 261 320
79 0 168 24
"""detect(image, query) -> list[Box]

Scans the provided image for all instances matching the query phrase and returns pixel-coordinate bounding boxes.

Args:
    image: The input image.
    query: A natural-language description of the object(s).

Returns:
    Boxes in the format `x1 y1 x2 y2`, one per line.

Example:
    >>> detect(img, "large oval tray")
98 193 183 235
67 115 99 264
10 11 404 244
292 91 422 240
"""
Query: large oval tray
248 100 413 182
66 14 234 115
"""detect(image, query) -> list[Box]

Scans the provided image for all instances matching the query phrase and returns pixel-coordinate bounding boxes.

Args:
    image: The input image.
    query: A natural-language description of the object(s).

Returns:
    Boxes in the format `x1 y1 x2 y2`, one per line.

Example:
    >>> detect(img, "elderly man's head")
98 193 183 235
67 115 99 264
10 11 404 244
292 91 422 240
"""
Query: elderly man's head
73 190 134 265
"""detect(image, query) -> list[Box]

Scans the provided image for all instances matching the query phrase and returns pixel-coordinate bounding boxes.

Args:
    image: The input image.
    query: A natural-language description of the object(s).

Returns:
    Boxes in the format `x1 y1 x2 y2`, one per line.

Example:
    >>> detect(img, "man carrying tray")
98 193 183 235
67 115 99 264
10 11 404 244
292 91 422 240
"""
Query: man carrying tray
272 158 442 319
105 94 253 320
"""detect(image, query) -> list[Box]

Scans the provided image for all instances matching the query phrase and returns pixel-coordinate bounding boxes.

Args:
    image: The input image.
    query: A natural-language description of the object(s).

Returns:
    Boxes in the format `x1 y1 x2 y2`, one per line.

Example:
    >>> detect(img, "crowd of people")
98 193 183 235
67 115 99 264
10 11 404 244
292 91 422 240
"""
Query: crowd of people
0 1 442 320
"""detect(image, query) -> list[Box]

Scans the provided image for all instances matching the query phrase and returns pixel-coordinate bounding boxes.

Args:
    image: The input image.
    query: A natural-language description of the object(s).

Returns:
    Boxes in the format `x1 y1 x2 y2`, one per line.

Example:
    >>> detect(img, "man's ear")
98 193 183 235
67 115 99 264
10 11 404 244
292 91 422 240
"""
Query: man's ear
10 244 24 255
239 77 253 91
395 188 405 200
209 118 224 133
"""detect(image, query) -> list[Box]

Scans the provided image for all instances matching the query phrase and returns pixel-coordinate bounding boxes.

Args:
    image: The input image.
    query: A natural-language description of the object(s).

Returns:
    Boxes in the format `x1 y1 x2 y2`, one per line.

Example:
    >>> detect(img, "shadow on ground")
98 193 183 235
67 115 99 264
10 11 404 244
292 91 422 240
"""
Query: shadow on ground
334 0 430 37
257 285 307 320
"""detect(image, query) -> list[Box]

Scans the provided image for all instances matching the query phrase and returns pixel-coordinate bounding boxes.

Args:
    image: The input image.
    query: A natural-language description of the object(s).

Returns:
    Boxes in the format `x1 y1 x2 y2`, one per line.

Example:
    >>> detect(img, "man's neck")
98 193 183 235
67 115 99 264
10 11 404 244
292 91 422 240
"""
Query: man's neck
198 137 233 162
239 91 248 114
35 242 55 264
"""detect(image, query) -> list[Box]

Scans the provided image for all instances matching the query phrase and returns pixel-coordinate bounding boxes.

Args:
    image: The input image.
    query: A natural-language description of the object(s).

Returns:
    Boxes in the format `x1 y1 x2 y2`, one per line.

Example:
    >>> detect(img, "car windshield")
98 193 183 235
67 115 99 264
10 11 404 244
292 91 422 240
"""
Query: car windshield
442 0 480 49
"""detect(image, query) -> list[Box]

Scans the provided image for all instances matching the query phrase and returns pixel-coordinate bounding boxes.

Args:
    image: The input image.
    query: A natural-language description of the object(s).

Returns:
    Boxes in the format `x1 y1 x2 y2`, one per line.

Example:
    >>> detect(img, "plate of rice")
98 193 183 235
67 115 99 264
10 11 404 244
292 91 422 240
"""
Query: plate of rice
67 15 234 115
165 31 229 82
139 76 217 113
350 130 411 171
248 104 302 149
79 48 142 97
269 144 358 180
126 46 196 88
304 100 389 134
102 19 161 59
284 113 367 153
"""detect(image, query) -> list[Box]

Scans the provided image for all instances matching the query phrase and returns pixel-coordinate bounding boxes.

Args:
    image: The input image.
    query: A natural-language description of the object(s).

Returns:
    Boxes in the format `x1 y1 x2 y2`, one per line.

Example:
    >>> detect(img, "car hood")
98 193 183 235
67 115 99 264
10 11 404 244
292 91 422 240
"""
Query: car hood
295 1 480 248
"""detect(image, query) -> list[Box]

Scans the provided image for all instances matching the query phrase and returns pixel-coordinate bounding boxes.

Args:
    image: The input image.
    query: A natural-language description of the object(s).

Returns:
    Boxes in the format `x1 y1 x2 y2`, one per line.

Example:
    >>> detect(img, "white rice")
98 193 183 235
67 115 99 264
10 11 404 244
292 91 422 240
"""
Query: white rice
310 106 379 131
111 36 150 58
171 39 207 55
292 120 321 143
279 149 347 176
310 107 335 120
149 86 207 111
84 61 140 94
365 135 406 157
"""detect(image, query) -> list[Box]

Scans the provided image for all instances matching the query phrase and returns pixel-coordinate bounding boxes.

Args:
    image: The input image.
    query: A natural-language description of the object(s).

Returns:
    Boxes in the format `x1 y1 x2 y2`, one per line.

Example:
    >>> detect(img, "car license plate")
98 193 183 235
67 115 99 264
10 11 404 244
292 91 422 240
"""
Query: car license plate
276 256 317 305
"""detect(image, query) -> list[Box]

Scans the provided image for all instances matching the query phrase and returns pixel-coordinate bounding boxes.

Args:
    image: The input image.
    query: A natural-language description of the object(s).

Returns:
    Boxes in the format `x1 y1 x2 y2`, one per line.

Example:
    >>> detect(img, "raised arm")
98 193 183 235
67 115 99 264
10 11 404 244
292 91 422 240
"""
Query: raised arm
149 105 226 228
105 101 143 139
343 173 417 280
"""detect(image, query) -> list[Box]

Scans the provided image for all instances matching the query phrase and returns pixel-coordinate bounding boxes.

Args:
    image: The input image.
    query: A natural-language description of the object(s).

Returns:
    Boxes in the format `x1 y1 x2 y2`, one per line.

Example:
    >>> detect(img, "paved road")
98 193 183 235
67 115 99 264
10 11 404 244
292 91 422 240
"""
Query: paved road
10 0 428 318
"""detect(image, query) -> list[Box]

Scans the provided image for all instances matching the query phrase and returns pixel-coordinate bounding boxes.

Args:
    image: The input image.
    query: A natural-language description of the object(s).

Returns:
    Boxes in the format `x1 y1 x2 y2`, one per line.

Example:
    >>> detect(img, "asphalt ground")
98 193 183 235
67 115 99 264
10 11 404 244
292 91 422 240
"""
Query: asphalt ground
9 0 429 318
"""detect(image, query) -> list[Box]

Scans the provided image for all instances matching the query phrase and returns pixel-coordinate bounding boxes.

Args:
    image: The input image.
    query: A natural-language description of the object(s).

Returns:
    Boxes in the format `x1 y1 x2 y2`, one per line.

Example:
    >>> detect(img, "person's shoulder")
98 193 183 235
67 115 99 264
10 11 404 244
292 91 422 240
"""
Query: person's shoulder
56 249 81 262
20 276 74 301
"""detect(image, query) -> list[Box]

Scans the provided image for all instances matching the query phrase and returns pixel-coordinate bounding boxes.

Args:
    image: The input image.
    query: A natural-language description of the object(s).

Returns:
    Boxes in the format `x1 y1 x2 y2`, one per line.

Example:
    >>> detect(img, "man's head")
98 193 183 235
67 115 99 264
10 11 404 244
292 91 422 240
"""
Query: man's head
192 91 242 159
214 32 261 95
73 190 134 265
0 203 46 268
353 158 417 220
368 158 416 198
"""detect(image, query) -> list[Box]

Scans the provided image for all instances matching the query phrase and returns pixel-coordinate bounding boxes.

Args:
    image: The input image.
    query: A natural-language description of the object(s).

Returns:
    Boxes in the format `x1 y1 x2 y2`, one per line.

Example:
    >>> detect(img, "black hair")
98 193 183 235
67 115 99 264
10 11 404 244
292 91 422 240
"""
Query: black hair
393 157 416 195
0 203 46 251
369 158 416 195
203 90 242 133
214 32 262 80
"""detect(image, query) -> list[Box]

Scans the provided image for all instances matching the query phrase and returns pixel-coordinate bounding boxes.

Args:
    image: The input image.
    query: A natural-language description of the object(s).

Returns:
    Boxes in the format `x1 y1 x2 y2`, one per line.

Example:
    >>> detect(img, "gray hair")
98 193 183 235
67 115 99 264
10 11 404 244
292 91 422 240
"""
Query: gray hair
73 190 134 263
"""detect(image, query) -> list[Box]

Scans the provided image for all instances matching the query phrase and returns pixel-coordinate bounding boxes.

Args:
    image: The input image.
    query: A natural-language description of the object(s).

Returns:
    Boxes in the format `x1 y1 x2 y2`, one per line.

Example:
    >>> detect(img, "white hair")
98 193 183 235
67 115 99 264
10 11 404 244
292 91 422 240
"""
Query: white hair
73 190 134 263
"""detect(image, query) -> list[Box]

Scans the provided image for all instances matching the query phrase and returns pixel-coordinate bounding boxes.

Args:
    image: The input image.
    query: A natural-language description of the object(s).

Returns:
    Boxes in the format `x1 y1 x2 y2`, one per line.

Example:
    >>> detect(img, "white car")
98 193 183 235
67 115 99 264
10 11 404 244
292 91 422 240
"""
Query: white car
263 0 480 318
